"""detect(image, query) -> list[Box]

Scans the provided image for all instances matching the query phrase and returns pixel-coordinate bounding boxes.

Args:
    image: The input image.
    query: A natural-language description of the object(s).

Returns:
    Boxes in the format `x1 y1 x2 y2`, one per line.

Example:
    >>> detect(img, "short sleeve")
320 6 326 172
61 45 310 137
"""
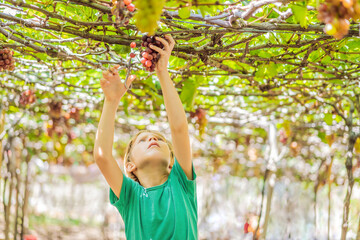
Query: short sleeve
109 172 137 216
172 157 197 196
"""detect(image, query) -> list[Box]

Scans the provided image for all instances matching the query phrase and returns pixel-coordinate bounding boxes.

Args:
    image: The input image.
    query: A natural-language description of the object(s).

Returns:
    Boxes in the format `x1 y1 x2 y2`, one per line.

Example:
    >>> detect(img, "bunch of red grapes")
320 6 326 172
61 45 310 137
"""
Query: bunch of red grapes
0 48 15 71
318 0 360 39
19 90 36 106
112 0 135 12
111 0 135 25
64 107 81 122
139 35 164 72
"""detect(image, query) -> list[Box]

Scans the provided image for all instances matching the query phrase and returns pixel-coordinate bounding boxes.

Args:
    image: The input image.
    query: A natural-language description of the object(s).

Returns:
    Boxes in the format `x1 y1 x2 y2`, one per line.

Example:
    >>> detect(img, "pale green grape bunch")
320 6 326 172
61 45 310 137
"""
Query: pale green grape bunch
134 0 166 35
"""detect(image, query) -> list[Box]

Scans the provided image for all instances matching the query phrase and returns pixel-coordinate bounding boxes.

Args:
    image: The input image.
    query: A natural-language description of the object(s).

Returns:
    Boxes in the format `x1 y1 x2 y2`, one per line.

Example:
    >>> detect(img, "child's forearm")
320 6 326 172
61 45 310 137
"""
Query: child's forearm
157 70 188 131
94 99 120 161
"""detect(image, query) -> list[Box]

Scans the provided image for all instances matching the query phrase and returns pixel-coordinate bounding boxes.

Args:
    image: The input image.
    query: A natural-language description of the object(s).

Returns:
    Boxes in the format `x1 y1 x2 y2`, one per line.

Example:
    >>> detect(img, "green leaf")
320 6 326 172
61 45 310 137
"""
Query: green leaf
255 64 266 78
318 131 326 143
155 81 161 91
178 7 191 19
113 45 131 54
258 51 273 58
28 9 35 17
291 5 307 28
123 97 129 116
324 113 333 125
267 62 277 78
321 55 332 64
197 5 216 17
180 78 198 111
102 14 109 22
255 63 277 79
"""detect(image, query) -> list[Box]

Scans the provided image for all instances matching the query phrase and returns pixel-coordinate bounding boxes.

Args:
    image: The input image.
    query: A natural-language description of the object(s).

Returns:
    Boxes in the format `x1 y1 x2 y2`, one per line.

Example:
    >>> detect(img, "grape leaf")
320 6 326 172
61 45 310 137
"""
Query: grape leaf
291 5 308 28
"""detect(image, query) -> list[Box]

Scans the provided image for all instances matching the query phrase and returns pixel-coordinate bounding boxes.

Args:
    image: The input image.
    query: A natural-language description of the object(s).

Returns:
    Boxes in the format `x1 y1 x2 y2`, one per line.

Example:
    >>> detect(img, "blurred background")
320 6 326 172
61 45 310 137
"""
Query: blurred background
1 120 360 239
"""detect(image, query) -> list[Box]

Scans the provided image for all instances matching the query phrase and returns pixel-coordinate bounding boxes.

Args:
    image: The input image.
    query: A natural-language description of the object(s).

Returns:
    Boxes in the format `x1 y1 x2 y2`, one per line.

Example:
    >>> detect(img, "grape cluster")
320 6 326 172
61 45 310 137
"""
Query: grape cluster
19 90 36 106
46 100 79 144
0 48 15 71
65 107 81 122
69 107 80 121
318 0 360 39
140 35 164 72
111 0 135 25
49 100 63 119
190 108 208 137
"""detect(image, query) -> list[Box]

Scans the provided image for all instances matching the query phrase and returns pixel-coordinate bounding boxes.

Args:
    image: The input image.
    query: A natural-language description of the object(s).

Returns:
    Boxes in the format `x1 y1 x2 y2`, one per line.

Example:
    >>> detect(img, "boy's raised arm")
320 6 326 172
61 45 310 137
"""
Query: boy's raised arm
94 65 135 198
150 35 193 180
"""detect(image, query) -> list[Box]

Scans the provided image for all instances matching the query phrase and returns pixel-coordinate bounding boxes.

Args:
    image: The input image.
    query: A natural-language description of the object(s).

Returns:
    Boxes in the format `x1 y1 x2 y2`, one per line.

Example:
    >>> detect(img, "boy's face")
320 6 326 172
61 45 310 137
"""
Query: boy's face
129 132 171 170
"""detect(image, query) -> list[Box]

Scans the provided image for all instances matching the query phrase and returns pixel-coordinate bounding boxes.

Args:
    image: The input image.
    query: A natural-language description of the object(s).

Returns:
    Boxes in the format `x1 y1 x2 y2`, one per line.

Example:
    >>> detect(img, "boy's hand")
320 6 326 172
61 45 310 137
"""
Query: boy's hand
100 65 135 103
149 34 175 75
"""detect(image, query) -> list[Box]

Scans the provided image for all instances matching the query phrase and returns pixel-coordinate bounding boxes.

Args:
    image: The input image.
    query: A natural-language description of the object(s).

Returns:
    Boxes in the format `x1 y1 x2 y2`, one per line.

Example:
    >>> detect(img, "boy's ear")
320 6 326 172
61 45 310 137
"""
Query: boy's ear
125 162 137 173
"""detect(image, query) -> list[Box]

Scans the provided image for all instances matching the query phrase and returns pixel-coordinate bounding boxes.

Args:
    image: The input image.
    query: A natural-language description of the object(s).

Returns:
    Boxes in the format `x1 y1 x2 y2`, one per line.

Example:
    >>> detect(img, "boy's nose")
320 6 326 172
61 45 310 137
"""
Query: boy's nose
149 136 157 141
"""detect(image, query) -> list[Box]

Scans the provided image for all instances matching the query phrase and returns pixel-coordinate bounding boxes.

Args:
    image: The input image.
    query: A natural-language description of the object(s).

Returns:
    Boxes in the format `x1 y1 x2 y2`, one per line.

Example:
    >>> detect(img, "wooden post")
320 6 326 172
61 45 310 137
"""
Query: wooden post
0 108 5 178
21 152 31 240
340 133 356 240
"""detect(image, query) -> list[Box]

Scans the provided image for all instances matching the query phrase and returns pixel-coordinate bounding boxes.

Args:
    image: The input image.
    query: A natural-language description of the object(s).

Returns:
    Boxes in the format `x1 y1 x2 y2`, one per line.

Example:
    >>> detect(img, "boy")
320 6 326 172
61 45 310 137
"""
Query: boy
94 35 198 240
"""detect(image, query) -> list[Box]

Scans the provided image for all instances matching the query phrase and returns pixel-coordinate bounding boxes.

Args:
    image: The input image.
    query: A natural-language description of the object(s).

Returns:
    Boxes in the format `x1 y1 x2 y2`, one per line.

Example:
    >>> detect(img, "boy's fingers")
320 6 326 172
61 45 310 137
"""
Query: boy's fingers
165 34 175 49
109 67 118 75
155 37 170 51
128 74 136 82
102 71 108 79
100 78 109 86
149 44 165 55
102 70 112 79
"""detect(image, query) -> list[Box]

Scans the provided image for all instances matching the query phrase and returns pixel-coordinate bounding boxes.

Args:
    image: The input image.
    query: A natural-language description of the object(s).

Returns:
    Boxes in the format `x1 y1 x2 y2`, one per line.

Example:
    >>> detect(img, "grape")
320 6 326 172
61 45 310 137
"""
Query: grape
127 3 135 12
123 0 131 6
145 60 152 67
339 18 350 29
342 0 353 9
325 23 336 35
142 52 149 58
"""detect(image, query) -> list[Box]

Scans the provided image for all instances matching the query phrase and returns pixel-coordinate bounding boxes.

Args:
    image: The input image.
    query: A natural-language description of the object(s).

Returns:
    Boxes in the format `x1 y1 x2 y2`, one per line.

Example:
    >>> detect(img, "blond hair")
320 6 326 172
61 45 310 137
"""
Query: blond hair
123 129 175 184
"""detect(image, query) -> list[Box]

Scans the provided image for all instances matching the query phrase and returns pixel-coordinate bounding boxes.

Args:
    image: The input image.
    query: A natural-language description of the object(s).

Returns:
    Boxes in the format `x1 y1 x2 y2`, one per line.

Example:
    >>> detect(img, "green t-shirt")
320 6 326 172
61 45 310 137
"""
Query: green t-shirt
109 157 198 240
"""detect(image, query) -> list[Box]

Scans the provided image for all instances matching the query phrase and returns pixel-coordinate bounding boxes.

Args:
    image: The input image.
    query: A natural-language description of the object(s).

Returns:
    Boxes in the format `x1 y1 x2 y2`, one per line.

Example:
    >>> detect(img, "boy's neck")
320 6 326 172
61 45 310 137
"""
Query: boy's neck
136 167 170 189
